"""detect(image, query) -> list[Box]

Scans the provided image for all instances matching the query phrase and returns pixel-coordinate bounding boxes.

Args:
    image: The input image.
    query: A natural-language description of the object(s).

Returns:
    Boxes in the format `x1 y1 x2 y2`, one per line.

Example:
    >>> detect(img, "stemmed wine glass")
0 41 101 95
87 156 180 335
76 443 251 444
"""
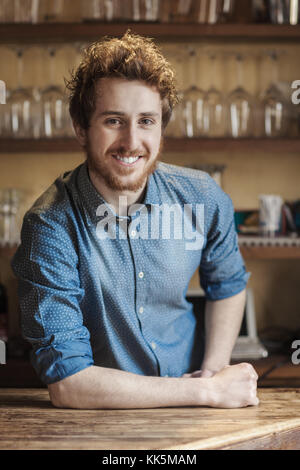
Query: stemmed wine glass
129 0 160 22
203 52 225 137
0 0 14 22
260 51 289 137
181 46 205 138
227 53 254 138
14 0 40 23
0 86 10 137
42 0 64 22
40 46 69 138
6 47 36 138
81 0 105 21
0 189 23 247
162 46 184 138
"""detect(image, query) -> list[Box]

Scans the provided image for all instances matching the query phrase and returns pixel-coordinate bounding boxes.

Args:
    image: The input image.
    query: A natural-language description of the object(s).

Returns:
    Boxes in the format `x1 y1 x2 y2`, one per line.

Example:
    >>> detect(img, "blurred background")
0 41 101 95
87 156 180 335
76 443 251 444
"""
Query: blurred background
0 0 300 384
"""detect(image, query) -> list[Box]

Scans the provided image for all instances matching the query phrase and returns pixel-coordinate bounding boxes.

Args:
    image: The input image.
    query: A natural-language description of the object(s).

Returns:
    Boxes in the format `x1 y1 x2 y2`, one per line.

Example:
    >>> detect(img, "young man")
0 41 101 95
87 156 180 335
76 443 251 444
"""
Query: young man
12 31 259 409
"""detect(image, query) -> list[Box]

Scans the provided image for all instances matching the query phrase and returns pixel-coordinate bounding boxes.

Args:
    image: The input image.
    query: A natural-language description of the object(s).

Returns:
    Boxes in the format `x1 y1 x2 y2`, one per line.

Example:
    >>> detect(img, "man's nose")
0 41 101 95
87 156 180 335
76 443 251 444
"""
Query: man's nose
119 123 140 153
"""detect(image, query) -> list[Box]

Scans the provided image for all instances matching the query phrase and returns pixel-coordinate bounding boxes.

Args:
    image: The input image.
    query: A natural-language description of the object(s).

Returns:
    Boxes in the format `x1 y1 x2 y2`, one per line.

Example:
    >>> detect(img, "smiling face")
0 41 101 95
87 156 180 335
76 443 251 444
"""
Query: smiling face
75 77 163 194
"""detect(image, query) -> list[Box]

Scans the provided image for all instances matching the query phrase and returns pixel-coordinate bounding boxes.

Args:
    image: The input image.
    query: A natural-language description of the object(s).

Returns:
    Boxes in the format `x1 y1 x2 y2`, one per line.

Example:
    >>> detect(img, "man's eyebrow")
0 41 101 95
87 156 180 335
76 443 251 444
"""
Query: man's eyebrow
139 112 161 118
99 111 160 117
99 111 126 116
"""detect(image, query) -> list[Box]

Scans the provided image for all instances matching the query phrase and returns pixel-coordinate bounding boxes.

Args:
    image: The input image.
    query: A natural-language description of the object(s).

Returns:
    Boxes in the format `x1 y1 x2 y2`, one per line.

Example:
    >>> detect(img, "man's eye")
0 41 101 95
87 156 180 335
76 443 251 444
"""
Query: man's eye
106 118 122 125
140 118 154 126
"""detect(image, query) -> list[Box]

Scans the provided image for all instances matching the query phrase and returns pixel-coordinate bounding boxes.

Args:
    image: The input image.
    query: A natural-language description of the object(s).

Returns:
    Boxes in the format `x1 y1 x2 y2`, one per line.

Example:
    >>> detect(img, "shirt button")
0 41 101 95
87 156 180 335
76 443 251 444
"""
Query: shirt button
151 341 156 350
139 306 144 314
138 272 144 279
131 230 137 237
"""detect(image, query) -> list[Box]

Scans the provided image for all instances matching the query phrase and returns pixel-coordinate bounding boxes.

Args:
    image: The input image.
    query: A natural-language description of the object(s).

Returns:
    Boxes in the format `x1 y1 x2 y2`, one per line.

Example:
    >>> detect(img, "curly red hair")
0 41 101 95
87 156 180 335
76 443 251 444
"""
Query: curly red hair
65 30 179 131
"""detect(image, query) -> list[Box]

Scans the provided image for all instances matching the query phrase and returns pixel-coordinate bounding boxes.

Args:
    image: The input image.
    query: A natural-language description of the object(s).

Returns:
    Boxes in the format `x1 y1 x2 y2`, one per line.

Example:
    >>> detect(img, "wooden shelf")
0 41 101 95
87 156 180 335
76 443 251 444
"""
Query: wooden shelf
1 242 300 260
1 22 300 43
1 137 299 154
240 245 300 259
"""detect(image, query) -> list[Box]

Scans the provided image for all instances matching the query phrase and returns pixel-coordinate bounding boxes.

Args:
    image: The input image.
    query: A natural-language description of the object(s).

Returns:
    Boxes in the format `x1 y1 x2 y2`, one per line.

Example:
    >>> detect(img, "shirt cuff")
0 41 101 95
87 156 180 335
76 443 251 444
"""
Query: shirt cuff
31 339 94 385
202 269 251 301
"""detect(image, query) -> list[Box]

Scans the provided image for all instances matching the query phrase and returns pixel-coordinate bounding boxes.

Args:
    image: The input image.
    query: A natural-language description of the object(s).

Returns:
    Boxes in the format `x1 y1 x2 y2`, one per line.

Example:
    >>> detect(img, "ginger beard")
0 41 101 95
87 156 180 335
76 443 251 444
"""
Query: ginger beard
86 137 164 193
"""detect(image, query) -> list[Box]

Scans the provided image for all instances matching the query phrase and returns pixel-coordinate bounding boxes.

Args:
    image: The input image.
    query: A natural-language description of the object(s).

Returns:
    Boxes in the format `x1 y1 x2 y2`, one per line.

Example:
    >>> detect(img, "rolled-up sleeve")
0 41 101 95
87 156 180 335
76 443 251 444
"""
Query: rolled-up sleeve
199 183 250 301
11 210 94 385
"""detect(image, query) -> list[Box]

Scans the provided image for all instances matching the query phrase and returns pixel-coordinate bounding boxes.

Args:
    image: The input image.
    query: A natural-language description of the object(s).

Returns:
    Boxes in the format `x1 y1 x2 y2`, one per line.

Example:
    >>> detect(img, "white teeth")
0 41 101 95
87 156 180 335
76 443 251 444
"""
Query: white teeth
114 155 140 164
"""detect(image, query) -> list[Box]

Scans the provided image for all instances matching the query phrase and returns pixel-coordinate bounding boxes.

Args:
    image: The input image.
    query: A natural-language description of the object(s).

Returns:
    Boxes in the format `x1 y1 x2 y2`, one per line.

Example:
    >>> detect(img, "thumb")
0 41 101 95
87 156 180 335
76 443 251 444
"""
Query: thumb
200 369 215 378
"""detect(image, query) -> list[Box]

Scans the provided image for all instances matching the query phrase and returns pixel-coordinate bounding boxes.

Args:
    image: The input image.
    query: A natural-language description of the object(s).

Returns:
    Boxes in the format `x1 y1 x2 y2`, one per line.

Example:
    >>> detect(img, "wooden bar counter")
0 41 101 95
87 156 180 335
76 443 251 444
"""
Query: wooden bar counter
0 388 300 450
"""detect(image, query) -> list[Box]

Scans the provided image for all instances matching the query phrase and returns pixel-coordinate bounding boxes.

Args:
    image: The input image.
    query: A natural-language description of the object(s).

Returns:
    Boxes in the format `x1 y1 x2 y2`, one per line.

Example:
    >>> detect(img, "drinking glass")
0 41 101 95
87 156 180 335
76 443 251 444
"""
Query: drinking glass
0 189 23 247
171 0 193 22
6 47 36 138
260 52 289 138
42 0 64 22
0 87 10 137
131 0 160 21
181 47 205 138
259 194 283 237
14 0 40 23
40 46 70 138
196 0 225 24
203 52 225 137
81 0 105 21
220 0 235 22
268 0 299 25
227 53 254 138
162 47 184 138
81 0 131 22
0 0 14 22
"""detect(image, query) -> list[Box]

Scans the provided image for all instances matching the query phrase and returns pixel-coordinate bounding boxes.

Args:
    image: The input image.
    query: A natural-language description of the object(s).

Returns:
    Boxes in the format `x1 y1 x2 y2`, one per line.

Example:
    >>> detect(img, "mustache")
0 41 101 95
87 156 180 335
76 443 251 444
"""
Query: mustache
108 138 164 159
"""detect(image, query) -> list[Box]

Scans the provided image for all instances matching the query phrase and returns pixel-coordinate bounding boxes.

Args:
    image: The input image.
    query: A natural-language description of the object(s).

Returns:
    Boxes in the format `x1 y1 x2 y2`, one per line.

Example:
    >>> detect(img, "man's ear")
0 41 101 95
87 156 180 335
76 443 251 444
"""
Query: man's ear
73 121 87 148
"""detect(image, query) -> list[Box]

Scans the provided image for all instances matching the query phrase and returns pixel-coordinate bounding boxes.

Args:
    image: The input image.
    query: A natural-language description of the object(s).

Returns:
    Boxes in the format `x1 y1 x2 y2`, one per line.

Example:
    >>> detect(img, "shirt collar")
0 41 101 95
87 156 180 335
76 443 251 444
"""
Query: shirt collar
77 160 162 226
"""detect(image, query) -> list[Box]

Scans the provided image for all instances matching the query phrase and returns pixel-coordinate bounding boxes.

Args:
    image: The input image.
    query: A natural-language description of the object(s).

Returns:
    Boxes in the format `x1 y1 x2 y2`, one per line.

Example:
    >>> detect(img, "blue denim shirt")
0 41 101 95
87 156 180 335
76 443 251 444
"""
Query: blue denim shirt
11 161 250 385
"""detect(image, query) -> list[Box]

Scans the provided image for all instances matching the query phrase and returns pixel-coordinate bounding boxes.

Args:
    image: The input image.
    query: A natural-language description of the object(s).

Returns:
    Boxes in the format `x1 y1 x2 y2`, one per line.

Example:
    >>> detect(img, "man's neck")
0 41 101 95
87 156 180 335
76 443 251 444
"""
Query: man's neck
88 167 147 216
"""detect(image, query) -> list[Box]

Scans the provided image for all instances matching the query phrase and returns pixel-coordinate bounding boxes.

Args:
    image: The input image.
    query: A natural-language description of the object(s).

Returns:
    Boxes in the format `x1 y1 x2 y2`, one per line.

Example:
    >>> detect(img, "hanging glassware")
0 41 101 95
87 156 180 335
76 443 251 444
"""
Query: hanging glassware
0 0 14 23
0 87 10 137
0 189 23 247
81 0 105 21
14 0 39 23
40 46 69 138
227 53 254 138
181 47 205 138
260 51 289 138
203 52 225 137
6 47 37 138
42 0 64 22
131 0 160 22
162 46 184 138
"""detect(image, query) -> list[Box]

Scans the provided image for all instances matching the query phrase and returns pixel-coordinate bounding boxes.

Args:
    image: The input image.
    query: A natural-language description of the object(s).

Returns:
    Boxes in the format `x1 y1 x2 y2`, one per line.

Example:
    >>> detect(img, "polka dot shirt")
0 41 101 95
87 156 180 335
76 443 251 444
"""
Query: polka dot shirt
11 161 250 384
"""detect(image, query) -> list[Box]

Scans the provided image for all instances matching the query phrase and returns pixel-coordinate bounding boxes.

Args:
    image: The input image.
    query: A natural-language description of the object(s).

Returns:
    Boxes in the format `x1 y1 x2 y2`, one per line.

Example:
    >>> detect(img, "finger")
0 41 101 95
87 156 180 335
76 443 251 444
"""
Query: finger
200 369 214 378
191 371 203 378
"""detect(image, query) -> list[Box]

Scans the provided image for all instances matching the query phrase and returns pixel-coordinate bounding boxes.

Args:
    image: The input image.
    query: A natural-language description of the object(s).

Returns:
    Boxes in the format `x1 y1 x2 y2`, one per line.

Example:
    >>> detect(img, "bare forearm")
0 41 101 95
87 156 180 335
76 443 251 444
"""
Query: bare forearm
201 289 246 372
48 365 209 409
